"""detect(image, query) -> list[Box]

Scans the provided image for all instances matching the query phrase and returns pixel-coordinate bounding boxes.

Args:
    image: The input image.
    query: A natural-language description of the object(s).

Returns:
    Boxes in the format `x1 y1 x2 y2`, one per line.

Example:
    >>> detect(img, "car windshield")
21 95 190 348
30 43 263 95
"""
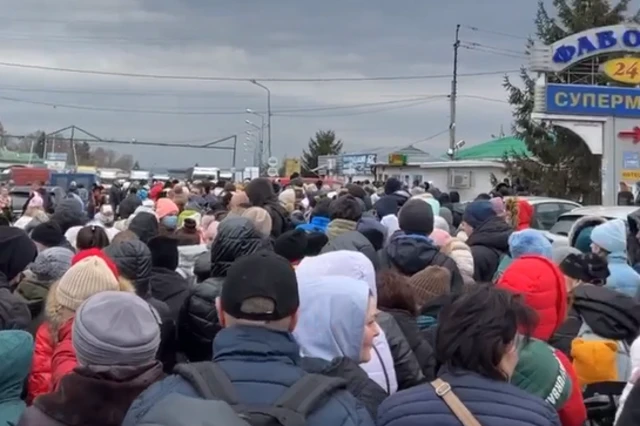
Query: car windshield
549 215 581 236
10 193 29 211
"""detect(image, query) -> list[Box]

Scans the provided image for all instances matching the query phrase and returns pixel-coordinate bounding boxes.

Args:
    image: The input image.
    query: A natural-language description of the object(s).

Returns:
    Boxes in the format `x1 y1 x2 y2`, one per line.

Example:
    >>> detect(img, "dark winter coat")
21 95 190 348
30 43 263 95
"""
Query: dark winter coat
380 232 464 293
128 212 159 245
384 309 436 380
321 230 379 270
49 199 87 234
119 194 142 220
178 217 271 362
122 326 374 426
376 368 560 426
0 271 31 331
377 311 425 390
244 178 291 237
103 241 177 372
149 267 191 322
302 356 387 418
549 284 640 359
19 363 164 426
466 216 512 282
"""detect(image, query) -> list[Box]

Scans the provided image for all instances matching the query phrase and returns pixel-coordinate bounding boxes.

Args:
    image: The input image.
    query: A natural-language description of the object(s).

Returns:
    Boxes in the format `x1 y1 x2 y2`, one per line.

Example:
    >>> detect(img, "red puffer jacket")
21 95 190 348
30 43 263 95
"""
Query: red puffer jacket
27 317 77 403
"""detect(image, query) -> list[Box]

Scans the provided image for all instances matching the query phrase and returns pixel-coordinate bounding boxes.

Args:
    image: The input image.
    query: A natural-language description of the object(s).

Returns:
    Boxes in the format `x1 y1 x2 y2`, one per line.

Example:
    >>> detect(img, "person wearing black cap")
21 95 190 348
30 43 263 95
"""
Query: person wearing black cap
379 199 464 293
0 227 37 330
462 199 513 282
147 236 190 321
30 221 74 252
125 251 374 426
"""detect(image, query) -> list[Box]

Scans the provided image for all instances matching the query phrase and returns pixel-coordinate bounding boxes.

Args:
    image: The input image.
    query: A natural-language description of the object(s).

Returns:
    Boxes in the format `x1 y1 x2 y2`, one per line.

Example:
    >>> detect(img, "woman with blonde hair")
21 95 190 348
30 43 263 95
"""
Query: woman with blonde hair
27 251 134 403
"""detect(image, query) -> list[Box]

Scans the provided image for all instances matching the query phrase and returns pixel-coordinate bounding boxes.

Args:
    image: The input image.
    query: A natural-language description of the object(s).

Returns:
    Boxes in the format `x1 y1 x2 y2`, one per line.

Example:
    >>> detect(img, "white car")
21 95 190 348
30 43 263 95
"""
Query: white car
549 206 639 245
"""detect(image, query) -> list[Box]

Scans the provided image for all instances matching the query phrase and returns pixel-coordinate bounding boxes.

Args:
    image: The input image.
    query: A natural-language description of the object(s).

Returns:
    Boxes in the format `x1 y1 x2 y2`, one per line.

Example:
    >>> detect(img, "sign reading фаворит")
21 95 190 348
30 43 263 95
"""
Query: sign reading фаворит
546 84 640 117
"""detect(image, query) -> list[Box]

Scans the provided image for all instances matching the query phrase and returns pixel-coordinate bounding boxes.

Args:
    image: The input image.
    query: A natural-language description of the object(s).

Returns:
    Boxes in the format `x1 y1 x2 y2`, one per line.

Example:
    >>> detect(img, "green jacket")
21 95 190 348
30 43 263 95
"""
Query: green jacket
512 338 572 409
492 254 512 283
0 330 33 425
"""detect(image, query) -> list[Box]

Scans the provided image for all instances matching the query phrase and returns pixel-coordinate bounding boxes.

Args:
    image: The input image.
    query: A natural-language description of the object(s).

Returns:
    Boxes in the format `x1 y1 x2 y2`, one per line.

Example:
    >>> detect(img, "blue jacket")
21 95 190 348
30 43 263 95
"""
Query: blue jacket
377 370 560 426
122 326 373 426
606 253 640 297
297 216 330 234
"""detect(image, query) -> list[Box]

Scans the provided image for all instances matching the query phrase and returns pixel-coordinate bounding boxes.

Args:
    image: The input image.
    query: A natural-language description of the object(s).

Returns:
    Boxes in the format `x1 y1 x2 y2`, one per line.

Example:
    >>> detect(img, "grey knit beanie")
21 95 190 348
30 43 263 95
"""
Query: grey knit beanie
30 247 74 282
73 291 161 366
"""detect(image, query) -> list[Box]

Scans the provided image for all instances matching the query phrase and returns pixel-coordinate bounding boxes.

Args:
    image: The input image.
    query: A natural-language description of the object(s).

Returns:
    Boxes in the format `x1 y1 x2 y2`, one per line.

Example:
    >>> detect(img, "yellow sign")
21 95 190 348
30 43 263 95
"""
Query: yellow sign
284 158 301 177
603 58 640 85
621 169 640 181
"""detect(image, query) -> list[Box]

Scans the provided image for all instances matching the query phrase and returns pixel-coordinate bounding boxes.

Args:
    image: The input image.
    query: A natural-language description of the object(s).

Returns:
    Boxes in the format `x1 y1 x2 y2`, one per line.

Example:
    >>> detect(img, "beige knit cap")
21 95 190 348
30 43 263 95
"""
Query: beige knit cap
242 207 273 237
55 256 120 311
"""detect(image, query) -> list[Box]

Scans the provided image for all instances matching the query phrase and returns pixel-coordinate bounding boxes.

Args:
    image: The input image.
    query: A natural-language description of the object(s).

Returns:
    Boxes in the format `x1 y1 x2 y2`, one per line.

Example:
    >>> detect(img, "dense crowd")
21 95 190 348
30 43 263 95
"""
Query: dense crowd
1 175 640 425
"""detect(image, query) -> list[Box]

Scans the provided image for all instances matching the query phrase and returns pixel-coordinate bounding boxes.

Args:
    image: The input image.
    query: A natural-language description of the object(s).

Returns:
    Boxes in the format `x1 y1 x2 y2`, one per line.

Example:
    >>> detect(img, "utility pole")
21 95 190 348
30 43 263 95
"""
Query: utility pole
449 24 461 153
250 80 272 158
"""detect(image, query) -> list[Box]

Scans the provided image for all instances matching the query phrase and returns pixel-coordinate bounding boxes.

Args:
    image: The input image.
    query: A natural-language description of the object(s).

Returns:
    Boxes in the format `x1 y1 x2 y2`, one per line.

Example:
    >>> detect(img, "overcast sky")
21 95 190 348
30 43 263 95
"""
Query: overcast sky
2 0 634 169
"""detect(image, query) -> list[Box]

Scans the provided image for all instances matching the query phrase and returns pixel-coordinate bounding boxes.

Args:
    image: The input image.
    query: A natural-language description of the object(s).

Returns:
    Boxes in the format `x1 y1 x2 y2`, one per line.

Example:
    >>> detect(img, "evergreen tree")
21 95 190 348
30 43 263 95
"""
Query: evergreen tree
503 0 639 202
301 130 343 176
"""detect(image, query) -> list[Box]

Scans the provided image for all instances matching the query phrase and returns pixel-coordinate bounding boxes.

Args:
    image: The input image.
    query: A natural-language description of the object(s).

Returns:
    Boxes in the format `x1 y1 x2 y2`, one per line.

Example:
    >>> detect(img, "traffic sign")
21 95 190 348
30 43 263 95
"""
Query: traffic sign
267 157 278 167
267 167 279 177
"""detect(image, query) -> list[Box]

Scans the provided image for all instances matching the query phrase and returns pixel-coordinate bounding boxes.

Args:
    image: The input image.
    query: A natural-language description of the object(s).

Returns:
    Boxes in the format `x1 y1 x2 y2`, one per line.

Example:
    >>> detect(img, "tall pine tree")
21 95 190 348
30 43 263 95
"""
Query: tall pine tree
503 0 640 203
301 130 343 176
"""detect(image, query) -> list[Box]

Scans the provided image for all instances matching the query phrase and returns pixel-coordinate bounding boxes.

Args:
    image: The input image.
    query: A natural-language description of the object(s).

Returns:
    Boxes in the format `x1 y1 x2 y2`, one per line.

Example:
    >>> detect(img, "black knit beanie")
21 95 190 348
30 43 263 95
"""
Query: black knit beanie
398 199 434 235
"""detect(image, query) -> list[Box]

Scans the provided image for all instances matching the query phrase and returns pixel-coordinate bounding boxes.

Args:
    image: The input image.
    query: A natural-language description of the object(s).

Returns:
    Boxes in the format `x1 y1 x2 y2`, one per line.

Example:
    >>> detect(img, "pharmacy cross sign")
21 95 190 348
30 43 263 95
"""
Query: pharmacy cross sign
619 127 640 144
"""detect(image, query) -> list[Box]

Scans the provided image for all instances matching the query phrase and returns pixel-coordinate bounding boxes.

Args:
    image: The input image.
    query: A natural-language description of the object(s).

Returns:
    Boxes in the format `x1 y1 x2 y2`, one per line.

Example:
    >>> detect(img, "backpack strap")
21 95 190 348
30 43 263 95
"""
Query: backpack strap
274 374 347 416
173 362 239 404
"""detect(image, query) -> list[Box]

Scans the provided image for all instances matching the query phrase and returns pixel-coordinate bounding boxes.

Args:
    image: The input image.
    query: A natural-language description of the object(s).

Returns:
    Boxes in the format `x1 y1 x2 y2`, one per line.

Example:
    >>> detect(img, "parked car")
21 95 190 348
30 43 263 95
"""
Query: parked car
508 196 582 231
550 206 639 236
459 196 581 231
10 186 65 217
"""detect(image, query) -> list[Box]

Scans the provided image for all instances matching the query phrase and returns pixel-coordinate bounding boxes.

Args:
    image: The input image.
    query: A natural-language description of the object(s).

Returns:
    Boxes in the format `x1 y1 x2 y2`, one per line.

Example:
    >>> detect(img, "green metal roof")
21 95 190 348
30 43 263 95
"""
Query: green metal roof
0 148 43 164
454 136 530 160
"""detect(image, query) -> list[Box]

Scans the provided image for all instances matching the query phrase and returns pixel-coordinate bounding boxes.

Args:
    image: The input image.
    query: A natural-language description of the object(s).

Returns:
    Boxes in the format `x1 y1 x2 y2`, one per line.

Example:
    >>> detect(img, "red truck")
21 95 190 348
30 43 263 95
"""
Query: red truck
8 166 51 186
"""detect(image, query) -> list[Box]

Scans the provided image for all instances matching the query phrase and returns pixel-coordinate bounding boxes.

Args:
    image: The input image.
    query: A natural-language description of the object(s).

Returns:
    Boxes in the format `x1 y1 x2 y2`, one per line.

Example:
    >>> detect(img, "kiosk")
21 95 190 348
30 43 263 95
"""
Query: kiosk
530 24 640 205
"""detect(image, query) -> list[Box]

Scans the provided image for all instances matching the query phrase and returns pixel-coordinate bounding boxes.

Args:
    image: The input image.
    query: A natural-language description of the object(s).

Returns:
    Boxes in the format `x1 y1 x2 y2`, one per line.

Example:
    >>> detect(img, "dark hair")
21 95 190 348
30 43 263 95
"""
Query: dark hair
346 183 367 201
174 219 201 246
449 191 460 203
475 193 491 200
223 182 236 192
438 193 451 205
312 198 332 219
436 286 537 381
76 225 110 250
329 195 363 222
376 270 418 315
290 172 300 180
315 180 323 191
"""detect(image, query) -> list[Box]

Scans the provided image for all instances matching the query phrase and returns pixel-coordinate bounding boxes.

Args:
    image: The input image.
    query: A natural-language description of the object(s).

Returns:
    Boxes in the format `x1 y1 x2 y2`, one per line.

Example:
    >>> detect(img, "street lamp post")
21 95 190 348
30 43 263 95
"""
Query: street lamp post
249 80 271 158
245 116 265 172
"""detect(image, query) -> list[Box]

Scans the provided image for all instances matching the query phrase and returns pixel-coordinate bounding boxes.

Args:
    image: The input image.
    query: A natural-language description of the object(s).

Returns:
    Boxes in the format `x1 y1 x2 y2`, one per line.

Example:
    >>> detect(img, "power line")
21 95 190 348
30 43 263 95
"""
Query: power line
460 44 526 60
463 25 530 41
0 85 258 98
274 98 445 117
410 129 450 145
463 41 526 56
459 95 509 104
0 61 520 82
0 94 443 115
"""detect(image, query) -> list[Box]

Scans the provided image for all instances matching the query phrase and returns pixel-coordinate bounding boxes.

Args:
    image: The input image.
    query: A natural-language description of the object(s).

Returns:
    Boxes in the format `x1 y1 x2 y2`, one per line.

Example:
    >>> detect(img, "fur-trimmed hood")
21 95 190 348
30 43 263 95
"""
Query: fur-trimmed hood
567 215 607 248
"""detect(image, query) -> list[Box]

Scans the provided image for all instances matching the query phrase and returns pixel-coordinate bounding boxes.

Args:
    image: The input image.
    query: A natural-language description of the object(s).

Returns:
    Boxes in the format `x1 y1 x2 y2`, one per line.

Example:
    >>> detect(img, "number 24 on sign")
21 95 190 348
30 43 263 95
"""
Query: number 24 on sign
603 58 640 84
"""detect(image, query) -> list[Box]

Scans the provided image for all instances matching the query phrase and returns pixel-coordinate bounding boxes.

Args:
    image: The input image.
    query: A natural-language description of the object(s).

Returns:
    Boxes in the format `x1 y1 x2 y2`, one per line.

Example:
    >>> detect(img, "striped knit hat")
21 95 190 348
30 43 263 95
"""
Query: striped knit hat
55 256 121 311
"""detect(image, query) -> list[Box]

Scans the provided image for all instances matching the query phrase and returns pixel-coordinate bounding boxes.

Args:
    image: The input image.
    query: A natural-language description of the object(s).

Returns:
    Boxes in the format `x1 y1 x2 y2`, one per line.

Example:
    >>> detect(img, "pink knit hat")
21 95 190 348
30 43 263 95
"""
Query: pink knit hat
28 194 44 208
430 228 452 248
155 198 179 219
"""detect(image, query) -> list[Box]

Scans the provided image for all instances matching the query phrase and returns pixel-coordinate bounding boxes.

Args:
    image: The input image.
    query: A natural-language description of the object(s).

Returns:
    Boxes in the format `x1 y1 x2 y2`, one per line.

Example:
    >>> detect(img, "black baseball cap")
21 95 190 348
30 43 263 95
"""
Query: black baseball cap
221 251 299 321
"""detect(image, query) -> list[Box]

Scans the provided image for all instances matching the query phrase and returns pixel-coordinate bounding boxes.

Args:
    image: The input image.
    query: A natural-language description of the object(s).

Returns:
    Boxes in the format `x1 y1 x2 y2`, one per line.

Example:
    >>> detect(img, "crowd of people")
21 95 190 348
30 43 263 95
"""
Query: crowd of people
1 174 640 425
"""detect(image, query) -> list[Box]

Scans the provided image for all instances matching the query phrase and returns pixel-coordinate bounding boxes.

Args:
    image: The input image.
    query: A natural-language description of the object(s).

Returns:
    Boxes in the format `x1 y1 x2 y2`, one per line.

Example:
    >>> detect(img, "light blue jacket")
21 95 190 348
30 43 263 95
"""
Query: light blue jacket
606 252 640 297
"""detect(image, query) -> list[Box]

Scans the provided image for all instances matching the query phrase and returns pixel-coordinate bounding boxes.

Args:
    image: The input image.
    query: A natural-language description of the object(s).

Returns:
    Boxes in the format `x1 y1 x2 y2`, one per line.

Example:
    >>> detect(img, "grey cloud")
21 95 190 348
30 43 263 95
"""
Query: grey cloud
0 0 538 168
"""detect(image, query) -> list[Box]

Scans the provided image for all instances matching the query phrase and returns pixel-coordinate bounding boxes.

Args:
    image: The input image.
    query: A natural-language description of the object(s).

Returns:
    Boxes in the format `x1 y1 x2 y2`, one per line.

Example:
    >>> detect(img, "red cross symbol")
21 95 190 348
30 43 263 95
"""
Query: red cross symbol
619 127 640 144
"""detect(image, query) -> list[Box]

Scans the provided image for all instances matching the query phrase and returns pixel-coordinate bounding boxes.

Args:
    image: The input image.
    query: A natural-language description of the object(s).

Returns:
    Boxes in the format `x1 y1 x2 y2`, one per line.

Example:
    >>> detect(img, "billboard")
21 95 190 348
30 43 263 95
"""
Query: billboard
341 154 377 175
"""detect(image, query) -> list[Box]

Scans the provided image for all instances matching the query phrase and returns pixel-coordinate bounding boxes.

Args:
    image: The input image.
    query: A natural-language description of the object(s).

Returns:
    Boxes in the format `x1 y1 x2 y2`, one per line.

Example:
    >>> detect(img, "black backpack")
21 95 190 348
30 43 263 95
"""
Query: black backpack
173 362 346 426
